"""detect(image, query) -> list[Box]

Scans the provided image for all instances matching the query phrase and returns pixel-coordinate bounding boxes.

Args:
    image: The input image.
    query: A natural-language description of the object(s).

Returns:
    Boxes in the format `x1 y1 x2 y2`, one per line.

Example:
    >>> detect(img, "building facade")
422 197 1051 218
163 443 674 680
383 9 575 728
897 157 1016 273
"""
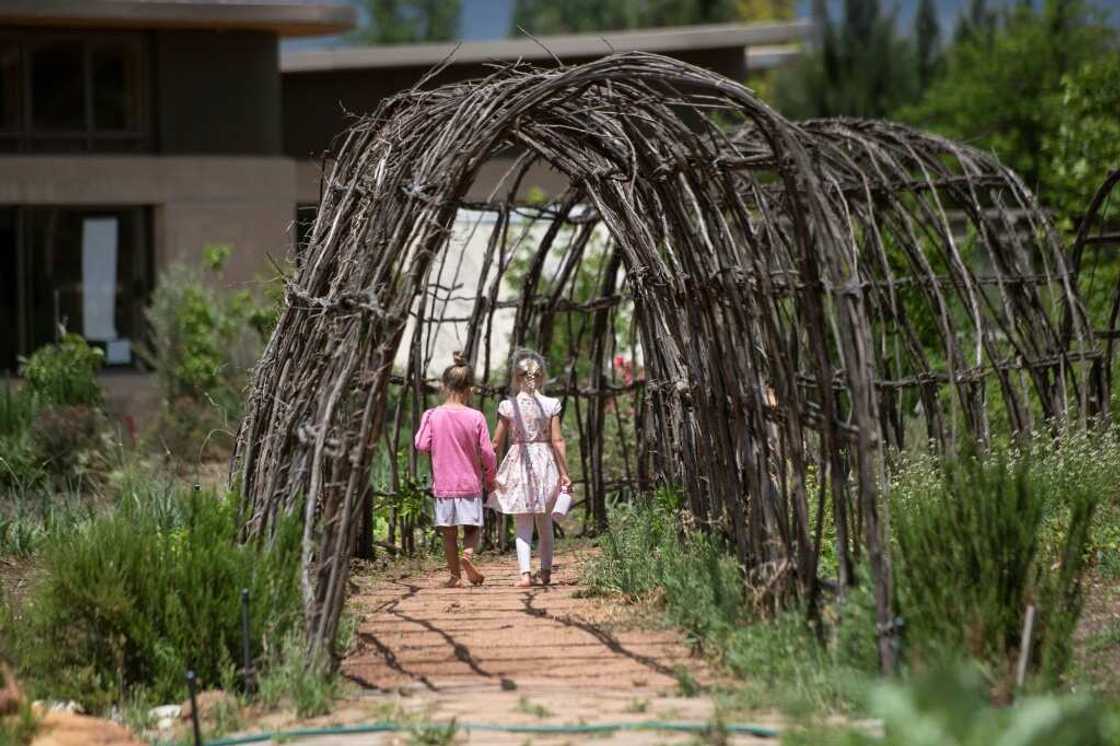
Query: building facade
1 1 806 379
0 0 354 373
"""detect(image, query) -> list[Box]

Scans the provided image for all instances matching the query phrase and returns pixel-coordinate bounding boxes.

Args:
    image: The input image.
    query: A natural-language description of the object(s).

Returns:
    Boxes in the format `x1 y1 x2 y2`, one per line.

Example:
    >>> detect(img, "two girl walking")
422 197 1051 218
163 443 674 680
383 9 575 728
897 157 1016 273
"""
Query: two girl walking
413 350 571 588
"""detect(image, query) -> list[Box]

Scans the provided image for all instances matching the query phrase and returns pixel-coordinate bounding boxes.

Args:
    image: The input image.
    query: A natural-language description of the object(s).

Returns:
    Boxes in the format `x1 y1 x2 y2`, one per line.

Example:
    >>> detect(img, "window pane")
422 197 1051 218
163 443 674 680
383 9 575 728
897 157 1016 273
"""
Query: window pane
30 40 85 131
25 207 149 365
92 42 142 132
0 41 21 132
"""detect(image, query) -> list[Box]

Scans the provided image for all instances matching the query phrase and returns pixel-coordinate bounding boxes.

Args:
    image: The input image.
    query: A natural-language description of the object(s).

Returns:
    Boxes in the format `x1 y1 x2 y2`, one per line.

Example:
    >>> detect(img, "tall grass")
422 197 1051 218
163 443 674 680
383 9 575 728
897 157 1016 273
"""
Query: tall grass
0 487 92 557
584 498 879 714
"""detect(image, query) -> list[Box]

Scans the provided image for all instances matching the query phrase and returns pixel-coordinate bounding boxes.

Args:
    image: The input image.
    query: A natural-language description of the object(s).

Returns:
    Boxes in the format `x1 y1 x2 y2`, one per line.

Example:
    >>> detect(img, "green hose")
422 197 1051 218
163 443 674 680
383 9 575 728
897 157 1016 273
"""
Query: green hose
203 718 780 744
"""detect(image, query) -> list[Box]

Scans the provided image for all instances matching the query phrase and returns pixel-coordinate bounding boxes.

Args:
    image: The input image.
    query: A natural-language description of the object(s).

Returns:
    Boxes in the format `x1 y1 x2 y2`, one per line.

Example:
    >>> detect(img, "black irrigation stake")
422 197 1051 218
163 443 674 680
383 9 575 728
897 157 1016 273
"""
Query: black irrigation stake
186 669 202 746
240 588 255 694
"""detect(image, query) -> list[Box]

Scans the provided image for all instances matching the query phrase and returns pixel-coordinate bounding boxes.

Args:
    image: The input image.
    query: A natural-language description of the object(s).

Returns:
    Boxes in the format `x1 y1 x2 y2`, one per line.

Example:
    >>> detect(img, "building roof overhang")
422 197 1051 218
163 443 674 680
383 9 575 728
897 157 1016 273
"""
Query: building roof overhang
0 0 356 38
281 20 811 73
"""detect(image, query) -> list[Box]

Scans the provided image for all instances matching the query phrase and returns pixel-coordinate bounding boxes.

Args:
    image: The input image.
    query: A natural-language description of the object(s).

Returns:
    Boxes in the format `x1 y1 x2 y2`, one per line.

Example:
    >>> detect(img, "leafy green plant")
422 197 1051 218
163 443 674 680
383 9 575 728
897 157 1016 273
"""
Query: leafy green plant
18 334 103 409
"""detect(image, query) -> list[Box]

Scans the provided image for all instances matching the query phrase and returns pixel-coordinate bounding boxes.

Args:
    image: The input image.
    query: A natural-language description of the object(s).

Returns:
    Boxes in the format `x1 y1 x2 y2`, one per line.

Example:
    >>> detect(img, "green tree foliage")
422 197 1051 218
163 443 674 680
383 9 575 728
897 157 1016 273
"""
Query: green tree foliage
771 0 921 119
510 0 739 35
1041 53 1120 225
898 0 1114 192
954 0 998 43
352 0 460 44
914 0 941 90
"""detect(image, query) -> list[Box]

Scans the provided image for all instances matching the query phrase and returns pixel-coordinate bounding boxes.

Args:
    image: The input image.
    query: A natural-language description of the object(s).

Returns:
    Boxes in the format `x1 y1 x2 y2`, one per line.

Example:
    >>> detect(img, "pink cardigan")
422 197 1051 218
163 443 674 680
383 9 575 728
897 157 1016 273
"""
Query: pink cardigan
414 405 497 498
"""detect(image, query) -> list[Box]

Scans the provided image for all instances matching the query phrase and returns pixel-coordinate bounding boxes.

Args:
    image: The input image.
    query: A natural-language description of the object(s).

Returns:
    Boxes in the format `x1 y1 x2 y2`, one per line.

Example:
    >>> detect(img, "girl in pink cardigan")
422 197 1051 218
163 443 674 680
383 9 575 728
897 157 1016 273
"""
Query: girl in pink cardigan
414 352 497 587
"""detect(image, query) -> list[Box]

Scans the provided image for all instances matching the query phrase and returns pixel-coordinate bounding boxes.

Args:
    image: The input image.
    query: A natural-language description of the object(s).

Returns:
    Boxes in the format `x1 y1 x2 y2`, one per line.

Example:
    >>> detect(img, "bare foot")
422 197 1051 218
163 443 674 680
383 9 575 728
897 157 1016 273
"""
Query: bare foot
444 576 463 588
461 555 485 586
514 573 534 588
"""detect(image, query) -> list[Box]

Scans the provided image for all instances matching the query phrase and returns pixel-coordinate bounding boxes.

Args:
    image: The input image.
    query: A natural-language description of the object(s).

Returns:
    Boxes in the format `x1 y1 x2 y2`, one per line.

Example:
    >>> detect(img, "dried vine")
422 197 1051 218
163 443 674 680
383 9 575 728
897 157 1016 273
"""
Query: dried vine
233 53 1108 672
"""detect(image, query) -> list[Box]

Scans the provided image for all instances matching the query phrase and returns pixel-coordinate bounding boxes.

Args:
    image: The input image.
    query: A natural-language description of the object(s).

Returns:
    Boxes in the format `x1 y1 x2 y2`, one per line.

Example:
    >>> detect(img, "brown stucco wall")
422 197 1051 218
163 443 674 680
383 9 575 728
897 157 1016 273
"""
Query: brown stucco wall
0 156 297 286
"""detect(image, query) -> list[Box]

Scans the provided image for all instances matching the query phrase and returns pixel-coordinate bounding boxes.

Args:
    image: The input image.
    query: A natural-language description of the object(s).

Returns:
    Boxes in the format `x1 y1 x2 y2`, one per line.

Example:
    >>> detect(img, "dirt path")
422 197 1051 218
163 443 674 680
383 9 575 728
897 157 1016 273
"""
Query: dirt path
248 546 781 744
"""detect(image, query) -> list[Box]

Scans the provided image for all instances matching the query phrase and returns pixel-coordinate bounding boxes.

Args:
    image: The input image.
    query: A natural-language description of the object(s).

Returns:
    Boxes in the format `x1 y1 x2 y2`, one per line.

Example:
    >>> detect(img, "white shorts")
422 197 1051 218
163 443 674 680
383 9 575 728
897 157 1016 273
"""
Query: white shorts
433 496 484 527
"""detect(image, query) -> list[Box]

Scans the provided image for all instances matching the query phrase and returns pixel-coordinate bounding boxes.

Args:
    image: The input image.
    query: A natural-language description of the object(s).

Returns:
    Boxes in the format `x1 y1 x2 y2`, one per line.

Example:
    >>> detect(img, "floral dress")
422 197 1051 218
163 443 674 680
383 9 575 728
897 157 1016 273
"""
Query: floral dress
488 392 563 515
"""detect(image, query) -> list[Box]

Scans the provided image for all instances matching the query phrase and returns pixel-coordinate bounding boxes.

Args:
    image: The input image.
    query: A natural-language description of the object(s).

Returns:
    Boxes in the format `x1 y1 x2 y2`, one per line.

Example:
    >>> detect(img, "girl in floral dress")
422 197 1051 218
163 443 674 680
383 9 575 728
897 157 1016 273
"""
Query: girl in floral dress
489 349 572 587
415 352 497 587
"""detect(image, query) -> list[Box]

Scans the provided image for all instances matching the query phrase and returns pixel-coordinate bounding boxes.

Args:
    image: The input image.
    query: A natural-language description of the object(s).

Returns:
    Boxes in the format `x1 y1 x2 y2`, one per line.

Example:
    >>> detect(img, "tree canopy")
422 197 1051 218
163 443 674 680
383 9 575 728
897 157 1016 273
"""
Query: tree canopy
350 0 460 44
771 0 922 119
897 0 1115 195
509 0 792 36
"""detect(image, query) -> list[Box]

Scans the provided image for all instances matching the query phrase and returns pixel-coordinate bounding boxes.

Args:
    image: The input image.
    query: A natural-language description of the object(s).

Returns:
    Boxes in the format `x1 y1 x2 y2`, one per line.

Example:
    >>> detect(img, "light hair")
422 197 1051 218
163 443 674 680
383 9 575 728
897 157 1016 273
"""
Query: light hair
441 351 474 395
510 348 548 394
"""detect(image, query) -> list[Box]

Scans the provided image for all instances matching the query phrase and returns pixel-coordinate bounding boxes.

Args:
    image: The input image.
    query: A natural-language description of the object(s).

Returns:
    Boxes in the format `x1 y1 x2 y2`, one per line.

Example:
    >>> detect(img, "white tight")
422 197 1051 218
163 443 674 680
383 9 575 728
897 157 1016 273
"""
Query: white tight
514 513 553 575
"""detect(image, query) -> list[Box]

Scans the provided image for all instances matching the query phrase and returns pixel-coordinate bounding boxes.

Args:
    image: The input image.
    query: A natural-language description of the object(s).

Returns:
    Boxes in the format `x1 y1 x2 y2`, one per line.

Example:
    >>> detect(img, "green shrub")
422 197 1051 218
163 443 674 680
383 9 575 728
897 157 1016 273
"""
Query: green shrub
141 253 277 459
891 437 1102 690
18 334 103 408
3 483 302 710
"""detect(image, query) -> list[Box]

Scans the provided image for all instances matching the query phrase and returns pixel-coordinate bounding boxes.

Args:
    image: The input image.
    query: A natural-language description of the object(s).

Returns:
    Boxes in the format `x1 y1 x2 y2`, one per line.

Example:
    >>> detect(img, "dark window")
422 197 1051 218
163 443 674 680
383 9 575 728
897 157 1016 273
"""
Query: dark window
91 40 143 132
30 40 85 131
3 205 151 371
0 31 149 153
0 41 20 132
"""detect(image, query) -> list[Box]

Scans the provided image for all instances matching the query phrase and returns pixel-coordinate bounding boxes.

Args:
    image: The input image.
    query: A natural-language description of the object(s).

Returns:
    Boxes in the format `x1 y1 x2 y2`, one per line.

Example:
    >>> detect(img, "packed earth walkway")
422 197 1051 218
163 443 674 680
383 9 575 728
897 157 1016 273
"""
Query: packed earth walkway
247 547 780 744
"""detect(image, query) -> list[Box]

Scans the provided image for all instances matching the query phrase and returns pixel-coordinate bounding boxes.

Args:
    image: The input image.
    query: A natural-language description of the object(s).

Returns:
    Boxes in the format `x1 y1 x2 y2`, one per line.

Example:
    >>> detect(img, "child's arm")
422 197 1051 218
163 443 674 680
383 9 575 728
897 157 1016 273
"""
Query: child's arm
492 417 508 454
550 416 572 488
414 410 433 453
479 418 498 490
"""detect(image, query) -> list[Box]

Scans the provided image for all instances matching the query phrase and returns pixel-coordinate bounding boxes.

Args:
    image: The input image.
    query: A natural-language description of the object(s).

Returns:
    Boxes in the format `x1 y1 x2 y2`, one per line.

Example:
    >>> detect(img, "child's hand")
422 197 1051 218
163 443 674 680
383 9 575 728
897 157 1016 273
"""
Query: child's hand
560 475 573 489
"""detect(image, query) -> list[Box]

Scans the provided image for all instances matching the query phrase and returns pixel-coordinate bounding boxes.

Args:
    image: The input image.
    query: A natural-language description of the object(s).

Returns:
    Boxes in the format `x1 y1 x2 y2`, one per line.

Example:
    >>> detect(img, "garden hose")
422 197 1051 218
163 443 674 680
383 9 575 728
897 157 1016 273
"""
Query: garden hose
201 718 780 744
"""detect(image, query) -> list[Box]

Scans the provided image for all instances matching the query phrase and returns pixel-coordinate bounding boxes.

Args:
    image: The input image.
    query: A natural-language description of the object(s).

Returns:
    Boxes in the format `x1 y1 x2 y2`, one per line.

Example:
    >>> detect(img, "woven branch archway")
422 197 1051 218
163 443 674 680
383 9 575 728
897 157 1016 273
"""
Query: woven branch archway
234 53 1106 672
